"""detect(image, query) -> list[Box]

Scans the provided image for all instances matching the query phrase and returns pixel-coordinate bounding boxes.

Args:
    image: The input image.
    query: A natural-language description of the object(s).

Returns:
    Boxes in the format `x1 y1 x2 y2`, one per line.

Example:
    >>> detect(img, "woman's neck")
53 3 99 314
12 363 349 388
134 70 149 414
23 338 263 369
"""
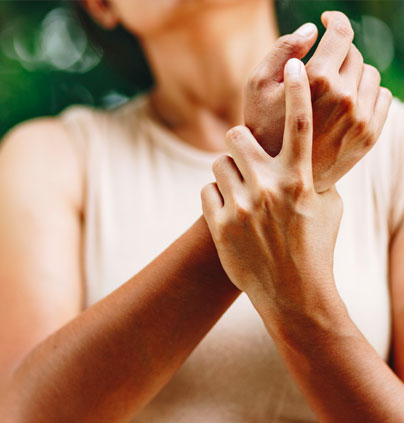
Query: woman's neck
141 0 279 152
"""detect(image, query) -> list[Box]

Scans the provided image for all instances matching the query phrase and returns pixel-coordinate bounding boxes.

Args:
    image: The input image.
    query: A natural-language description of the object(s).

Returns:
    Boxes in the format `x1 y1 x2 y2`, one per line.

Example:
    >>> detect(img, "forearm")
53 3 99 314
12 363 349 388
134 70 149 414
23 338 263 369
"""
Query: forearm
1 216 239 422
253 284 404 423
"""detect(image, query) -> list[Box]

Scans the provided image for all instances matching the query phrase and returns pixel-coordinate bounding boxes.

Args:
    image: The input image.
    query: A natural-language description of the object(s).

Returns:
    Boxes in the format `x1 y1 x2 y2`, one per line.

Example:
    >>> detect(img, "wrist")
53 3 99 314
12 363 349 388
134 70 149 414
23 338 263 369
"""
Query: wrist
248 277 351 351
272 298 352 352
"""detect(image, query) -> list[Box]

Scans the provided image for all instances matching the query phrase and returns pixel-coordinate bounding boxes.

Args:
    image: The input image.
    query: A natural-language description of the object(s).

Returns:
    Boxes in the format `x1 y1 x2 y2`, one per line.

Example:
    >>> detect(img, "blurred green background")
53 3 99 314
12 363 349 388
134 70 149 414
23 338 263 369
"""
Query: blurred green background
1 0 403 139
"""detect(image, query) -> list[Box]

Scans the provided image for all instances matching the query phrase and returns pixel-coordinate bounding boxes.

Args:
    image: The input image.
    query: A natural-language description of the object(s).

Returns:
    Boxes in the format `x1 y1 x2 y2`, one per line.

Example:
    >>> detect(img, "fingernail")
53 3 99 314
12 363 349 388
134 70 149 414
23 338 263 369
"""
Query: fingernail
286 58 302 76
295 22 317 38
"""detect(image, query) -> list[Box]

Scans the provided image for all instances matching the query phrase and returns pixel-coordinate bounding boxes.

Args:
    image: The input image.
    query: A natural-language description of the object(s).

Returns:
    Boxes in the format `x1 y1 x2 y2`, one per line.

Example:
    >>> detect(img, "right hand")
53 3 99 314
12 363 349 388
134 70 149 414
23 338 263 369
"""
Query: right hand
244 11 393 192
202 59 345 339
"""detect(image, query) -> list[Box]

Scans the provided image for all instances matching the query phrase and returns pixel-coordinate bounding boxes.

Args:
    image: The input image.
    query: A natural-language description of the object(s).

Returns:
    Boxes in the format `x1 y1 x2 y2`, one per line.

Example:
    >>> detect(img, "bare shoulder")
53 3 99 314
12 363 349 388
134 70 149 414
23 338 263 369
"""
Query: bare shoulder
0 116 83 213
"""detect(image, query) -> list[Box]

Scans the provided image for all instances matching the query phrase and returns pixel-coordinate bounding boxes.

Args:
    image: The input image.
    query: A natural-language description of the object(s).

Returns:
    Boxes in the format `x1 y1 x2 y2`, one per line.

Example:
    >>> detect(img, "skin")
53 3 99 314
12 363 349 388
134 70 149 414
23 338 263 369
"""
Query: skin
245 13 389 192
202 59 404 422
0 0 398 420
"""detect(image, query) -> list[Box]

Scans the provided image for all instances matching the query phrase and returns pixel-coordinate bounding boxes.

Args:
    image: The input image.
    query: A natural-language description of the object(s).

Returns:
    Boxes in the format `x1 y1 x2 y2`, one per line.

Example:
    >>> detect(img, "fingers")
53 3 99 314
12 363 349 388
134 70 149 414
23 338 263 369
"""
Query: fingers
356 64 381 125
371 87 393 142
280 58 313 177
225 125 268 183
308 11 354 72
248 23 318 87
339 44 364 89
212 155 243 205
201 182 223 218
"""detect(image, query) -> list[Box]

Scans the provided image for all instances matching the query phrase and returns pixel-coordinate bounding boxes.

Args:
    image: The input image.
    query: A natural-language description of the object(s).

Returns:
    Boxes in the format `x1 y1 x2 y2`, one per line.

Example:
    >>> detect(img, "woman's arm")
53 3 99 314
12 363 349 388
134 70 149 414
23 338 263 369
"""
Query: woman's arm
202 58 404 422
264 291 404 423
0 120 237 421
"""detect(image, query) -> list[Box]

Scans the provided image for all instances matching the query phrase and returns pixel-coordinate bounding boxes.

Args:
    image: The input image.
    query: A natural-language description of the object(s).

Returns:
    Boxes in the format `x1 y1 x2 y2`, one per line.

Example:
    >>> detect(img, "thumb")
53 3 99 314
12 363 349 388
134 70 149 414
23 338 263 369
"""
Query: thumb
252 23 318 85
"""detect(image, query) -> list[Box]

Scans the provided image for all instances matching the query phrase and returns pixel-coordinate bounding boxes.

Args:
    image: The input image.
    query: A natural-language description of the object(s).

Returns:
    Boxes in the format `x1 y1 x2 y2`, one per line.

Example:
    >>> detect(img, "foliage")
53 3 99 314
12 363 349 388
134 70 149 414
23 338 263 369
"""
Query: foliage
0 0 403 138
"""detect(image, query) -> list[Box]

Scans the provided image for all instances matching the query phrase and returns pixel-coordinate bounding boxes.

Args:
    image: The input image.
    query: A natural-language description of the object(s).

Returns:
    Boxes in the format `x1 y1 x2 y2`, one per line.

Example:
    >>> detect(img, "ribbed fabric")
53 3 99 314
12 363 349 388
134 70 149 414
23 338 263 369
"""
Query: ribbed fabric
60 95 404 422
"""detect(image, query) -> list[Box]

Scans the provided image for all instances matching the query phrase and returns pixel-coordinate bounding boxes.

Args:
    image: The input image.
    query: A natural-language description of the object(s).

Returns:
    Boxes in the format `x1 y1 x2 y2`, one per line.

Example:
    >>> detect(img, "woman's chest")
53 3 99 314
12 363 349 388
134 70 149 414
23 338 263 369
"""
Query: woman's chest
84 149 392 422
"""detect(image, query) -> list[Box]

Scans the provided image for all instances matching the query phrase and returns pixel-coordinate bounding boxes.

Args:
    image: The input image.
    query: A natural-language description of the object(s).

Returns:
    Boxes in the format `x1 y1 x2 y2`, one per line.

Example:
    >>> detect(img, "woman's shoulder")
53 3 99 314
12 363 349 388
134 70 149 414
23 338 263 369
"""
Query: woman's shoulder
0 115 84 215
0 94 151 220
1 115 81 168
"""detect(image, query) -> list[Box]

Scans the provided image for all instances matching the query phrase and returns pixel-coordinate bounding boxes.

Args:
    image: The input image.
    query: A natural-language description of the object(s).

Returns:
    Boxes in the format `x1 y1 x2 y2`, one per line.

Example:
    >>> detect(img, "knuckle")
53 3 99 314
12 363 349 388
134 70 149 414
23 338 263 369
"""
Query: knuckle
363 131 377 148
328 10 350 23
213 217 228 243
215 201 252 239
279 174 310 201
211 158 220 174
200 184 210 200
380 86 393 100
345 45 364 70
253 174 312 211
350 117 376 147
233 201 252 225
212 155 228 174
201 183 216 202
336 90 355 113
364 64 381 85
353 118 368 136
287 78 304 92
253 182 275 208
276 34 306 56
226 125 246 145
334 21 354 39
247 69 269 92
259 187 277 212
326 11 353 36
309 69 331 94
288 113 312 134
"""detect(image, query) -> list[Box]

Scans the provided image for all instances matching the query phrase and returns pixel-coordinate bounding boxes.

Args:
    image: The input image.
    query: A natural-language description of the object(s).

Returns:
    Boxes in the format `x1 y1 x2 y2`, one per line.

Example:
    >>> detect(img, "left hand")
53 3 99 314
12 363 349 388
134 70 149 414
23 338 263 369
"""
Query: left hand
202 58 344 337
245 12 392 193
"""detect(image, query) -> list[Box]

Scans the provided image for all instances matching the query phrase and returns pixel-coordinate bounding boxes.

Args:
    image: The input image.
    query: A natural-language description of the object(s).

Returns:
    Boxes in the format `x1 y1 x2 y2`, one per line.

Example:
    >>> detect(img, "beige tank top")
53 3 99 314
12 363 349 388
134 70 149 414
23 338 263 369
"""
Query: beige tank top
61 94 404 422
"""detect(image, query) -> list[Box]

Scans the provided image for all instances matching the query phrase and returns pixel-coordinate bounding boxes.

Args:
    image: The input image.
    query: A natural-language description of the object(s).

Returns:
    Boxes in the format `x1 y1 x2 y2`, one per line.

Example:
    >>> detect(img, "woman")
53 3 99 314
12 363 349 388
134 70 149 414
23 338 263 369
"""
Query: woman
0 0 400 421
203 59 404 422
